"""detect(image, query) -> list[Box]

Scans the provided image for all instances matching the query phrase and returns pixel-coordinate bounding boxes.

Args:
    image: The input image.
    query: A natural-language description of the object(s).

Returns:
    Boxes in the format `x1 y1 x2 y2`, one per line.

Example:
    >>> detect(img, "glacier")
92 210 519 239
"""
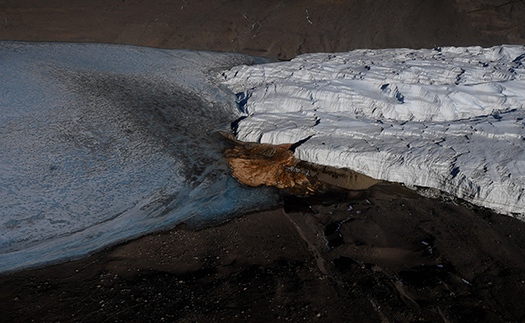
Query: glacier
2 42 525 274
0 42 277 273
222 45 525 218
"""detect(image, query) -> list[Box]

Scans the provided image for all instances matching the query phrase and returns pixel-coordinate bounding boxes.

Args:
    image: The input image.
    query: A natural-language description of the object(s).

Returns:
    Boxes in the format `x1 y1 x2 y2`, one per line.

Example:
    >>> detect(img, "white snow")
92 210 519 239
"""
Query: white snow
222 45 525 218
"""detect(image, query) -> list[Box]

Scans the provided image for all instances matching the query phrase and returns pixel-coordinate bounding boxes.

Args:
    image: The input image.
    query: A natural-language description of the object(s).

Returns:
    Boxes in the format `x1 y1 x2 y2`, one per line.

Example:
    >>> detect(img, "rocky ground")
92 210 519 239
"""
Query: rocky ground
1 185 525 322
1 0 524 59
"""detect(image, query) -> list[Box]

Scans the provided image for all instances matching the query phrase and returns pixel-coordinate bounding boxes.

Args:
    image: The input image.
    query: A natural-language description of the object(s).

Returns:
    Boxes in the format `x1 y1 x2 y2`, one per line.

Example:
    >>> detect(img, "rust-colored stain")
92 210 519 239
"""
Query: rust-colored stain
221 132 380 195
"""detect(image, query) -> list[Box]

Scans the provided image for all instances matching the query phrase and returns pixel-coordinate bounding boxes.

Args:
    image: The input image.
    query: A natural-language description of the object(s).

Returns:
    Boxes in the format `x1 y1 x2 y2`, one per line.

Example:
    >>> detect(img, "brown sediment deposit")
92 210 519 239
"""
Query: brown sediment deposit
222 132 380 195
224 140 308 192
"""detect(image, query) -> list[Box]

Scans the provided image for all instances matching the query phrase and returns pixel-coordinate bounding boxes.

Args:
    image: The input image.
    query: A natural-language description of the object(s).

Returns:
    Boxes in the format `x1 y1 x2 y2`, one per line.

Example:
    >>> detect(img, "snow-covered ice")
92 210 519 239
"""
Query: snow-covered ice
222 45 525 218
0 42 276 273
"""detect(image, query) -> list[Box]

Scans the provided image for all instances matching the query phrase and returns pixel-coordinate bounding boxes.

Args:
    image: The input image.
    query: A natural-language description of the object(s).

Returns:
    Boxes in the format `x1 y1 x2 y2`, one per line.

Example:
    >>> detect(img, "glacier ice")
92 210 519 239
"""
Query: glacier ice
222 45 525 219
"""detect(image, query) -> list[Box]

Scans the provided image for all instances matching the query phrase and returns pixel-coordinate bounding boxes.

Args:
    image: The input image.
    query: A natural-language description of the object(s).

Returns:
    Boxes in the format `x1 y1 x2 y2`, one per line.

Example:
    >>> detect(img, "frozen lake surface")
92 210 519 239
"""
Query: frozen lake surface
0 42 276 273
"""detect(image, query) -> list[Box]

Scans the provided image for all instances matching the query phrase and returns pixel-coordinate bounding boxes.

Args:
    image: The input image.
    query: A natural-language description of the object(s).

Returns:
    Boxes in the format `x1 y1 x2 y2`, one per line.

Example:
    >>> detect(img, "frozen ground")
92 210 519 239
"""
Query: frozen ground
222 45 525 218
0 42 276 273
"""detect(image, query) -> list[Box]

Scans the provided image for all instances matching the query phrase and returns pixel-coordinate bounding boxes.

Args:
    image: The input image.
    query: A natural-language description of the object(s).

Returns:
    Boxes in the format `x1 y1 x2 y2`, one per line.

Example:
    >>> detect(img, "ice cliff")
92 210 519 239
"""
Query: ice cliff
222 45 525 218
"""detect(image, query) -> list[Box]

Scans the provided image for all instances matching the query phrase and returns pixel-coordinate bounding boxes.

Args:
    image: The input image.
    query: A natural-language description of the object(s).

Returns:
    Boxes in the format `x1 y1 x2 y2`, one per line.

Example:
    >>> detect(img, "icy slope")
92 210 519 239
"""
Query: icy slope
222 46 525 218
0 42 276 273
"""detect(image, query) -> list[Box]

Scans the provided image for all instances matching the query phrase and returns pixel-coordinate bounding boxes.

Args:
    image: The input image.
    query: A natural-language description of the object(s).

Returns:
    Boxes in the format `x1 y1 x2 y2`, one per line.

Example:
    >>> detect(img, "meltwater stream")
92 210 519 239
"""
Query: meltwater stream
0 42 277 273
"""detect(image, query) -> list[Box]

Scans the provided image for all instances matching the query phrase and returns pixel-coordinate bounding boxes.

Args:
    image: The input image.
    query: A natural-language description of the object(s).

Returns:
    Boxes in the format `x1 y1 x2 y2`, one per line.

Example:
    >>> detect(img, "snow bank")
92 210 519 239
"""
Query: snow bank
222 45 525 218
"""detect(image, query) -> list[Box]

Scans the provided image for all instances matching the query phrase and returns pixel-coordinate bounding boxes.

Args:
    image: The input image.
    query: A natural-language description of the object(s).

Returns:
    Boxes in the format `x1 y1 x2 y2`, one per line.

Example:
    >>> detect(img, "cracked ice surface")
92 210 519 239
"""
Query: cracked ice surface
222 46 525 218
0 42 276 273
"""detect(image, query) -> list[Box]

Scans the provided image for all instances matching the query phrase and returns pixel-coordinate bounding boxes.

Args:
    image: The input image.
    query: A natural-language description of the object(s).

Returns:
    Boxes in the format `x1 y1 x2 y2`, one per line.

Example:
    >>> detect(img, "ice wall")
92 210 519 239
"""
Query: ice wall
222 46 525 218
